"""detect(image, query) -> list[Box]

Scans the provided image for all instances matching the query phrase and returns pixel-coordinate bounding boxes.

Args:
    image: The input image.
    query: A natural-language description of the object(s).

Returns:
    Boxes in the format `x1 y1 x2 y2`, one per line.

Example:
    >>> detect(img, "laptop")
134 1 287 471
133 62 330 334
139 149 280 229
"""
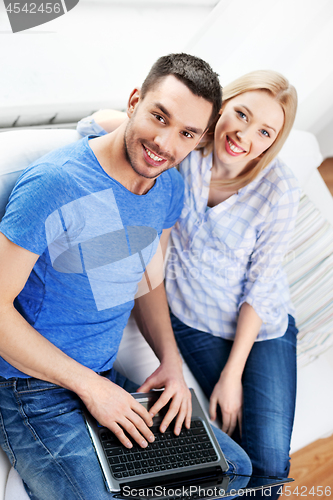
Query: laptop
83 388 293 498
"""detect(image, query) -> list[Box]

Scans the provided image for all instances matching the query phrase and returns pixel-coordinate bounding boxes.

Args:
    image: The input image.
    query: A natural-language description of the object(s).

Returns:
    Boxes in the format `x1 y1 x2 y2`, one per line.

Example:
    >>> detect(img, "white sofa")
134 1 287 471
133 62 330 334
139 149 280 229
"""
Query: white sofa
0 128 332 500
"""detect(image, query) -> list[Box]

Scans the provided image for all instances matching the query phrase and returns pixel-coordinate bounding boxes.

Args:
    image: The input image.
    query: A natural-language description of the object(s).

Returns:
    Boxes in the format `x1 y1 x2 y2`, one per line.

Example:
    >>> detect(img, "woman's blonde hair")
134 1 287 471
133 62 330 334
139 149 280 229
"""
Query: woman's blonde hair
200 70 298 189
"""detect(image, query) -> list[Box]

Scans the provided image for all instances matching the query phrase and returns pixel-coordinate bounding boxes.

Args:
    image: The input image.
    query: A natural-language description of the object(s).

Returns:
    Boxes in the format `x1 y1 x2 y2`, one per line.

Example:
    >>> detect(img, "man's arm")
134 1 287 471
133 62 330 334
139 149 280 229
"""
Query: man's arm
0 232 155 449
132 228 192 435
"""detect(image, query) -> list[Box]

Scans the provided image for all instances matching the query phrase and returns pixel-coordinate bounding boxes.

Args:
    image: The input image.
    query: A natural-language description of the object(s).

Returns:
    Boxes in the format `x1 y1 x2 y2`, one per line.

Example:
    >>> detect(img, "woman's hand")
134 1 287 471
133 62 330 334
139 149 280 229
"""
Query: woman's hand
209 303 262 437
209 369 243 437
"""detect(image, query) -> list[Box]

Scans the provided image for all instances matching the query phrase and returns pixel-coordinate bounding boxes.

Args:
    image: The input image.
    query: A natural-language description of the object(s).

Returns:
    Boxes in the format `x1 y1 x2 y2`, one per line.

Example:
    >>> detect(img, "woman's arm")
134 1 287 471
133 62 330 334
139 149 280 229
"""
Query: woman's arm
91 109 127 132
209 302 262 436
77 109 127 137
210 177 300 436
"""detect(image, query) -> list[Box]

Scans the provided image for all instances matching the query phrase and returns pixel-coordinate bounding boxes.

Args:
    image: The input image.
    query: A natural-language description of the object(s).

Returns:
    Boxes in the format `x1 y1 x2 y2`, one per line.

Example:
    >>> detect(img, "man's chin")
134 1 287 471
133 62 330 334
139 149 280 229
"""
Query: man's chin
131 162 172 180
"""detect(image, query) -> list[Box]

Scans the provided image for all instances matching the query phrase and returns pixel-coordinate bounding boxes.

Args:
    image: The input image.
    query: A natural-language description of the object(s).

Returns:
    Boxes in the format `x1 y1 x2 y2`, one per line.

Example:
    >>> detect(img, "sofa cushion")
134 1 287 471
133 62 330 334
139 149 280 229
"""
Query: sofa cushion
283 193 333 366
0 129 80 220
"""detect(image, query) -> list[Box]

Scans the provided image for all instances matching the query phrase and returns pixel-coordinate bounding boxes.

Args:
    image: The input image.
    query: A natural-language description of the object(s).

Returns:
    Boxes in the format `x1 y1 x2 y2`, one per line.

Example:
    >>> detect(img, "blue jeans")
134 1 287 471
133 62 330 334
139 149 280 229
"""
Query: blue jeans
0 368 251 500
170 313 298 499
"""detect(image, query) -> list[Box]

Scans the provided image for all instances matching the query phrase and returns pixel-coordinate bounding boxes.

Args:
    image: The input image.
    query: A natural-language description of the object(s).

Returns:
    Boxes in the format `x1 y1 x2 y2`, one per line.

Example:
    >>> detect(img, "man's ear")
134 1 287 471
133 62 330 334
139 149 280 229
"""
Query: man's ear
127 87 141 118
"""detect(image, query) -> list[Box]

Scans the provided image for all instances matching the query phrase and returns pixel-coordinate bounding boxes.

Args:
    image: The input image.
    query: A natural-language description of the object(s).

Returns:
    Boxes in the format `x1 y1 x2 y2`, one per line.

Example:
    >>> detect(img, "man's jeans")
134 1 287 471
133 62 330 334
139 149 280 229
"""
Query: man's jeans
170 313 298 500
0 370 251 500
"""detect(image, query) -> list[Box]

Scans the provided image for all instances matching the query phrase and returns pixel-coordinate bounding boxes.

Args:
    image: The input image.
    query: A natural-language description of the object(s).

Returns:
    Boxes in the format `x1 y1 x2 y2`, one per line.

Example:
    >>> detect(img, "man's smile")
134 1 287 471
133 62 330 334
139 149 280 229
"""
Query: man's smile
143 145 164 162
142 144 168 167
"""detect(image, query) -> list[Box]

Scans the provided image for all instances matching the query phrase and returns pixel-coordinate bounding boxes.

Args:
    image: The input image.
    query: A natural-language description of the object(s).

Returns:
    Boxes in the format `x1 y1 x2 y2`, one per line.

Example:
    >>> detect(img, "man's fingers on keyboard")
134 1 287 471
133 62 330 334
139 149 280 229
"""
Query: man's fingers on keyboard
109 422 133 449
159 394 184 434
148 391 171 420
176 394 192 431
185 395 192 428
126 411 155 445
120 420 150 448
132 399 153 427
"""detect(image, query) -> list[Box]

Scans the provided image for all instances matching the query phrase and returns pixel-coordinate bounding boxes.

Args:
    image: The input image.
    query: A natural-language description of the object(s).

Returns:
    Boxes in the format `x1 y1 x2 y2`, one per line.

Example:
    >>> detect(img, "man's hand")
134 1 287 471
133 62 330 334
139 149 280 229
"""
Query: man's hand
209 369 243 437
81 373 155 449
138 359 192 436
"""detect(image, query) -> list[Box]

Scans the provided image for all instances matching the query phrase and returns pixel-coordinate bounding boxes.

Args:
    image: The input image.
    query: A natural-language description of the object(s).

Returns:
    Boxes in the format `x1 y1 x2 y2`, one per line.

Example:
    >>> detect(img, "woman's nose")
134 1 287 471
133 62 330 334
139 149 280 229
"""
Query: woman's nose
235 128 250 143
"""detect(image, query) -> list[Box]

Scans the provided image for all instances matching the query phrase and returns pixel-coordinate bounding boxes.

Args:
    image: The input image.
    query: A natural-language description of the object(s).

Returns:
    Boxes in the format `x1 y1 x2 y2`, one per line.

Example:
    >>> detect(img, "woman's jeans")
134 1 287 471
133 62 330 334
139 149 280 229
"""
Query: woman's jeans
170 313 298 497
0 368 251 500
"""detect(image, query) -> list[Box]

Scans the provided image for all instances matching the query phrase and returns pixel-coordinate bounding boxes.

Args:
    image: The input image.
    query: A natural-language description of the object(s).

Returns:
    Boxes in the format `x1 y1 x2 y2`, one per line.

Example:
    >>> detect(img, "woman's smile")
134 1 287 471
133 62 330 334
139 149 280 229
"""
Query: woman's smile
225 135 246 156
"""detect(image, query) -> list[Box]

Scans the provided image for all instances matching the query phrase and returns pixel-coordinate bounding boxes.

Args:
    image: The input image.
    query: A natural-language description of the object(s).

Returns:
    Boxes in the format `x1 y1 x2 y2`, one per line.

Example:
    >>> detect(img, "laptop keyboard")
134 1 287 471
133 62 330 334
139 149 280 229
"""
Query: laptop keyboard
100 419 219 480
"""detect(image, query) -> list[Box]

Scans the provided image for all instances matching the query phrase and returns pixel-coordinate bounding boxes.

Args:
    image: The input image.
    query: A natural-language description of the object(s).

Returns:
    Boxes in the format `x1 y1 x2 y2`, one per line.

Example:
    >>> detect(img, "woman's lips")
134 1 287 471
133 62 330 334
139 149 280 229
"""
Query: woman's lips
225 136 246 156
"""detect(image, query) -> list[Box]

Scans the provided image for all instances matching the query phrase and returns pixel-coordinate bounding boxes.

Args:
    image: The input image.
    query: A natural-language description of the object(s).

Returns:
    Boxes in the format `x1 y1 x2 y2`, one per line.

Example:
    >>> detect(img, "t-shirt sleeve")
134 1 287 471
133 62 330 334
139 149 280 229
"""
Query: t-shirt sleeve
76 116 108 138
0 163 72 255
163 168 185 229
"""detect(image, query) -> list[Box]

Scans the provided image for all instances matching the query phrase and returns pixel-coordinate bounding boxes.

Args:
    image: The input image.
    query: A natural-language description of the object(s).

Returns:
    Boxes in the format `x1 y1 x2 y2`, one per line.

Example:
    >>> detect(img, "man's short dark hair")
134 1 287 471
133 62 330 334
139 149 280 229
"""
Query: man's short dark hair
141 53 222 128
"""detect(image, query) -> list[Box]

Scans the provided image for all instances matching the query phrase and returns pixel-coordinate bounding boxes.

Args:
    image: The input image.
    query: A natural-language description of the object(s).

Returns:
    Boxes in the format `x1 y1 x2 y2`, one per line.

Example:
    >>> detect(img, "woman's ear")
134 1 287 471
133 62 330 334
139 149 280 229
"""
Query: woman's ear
127 87 141 118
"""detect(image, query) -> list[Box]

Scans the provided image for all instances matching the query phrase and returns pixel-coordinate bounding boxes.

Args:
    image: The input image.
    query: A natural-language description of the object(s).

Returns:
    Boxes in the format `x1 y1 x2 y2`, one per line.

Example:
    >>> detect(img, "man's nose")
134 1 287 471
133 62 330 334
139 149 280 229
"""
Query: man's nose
154 129 177 155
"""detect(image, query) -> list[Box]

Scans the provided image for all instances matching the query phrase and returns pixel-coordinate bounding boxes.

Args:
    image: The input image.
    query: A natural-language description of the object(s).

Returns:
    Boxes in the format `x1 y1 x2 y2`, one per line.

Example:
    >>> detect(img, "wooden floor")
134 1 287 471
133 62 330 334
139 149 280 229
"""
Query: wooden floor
286 159 333 497
318 157 333 196
288 434 333 497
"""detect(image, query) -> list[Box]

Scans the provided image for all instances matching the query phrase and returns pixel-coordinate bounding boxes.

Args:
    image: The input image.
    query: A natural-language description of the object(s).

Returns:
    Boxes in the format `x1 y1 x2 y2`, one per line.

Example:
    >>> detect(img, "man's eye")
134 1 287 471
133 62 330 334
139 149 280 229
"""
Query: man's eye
154 114 165 124
182 131 193 139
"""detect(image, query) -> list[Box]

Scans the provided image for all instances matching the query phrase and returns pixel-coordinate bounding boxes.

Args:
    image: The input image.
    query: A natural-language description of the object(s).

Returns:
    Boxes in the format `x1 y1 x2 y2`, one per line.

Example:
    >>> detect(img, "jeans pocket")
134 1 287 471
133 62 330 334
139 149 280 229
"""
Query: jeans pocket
15 380 81 424
18 378 59 393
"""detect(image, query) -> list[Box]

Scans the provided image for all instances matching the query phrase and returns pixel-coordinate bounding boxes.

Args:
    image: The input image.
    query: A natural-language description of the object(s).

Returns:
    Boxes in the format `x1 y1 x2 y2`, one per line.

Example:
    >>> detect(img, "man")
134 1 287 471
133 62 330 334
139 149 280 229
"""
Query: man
0 54 250 499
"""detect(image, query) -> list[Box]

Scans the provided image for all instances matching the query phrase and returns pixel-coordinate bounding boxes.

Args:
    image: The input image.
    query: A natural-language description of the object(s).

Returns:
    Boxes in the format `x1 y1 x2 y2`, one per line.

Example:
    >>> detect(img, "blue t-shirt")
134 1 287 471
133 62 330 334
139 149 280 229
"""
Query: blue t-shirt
0 136 184 378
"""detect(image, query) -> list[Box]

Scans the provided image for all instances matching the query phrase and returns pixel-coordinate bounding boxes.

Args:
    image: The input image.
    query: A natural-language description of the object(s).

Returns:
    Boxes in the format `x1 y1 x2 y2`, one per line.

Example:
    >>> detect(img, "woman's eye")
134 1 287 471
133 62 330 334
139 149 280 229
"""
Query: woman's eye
236 110 247 120
261 129 270 137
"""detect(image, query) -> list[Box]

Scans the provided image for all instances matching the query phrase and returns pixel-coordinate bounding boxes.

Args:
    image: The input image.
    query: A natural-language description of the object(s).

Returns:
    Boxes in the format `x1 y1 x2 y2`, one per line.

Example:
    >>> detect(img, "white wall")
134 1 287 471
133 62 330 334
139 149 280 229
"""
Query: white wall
183 0 333 156
0 0 217 126
315 114 333 159
1 0 333 157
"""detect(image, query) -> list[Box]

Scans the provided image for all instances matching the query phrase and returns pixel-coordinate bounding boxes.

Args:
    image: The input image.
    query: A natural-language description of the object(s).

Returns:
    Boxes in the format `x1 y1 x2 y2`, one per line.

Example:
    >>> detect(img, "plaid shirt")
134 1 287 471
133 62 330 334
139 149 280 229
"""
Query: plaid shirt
165 150 300 341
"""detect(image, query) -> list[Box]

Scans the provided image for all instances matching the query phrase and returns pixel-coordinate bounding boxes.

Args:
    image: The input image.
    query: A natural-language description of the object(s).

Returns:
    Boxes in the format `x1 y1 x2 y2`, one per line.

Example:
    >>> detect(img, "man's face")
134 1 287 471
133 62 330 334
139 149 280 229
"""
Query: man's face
124 75 213 179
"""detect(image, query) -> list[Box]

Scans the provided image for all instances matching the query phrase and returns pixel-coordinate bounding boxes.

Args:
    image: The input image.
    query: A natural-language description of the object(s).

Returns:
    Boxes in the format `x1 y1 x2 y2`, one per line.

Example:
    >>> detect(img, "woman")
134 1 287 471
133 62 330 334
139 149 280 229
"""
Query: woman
77 70 300 494
165 71 300 490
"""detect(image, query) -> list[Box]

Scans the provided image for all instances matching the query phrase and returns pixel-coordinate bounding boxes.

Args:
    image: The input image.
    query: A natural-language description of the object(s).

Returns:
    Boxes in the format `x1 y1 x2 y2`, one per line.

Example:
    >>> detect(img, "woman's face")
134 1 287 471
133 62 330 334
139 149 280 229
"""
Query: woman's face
214 90 284 174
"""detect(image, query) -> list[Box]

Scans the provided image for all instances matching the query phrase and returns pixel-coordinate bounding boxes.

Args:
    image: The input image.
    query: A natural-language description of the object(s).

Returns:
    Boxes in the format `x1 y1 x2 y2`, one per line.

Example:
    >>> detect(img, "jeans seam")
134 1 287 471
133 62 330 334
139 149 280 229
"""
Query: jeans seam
175 334 216 400
13 387 85 500
0 407 16 467
226 459 238 483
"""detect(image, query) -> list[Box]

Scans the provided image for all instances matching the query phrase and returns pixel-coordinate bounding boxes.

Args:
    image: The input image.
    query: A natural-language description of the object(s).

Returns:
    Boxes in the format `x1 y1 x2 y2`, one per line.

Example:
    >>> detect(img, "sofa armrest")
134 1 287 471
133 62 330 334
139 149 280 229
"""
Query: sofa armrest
291 346 333 453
